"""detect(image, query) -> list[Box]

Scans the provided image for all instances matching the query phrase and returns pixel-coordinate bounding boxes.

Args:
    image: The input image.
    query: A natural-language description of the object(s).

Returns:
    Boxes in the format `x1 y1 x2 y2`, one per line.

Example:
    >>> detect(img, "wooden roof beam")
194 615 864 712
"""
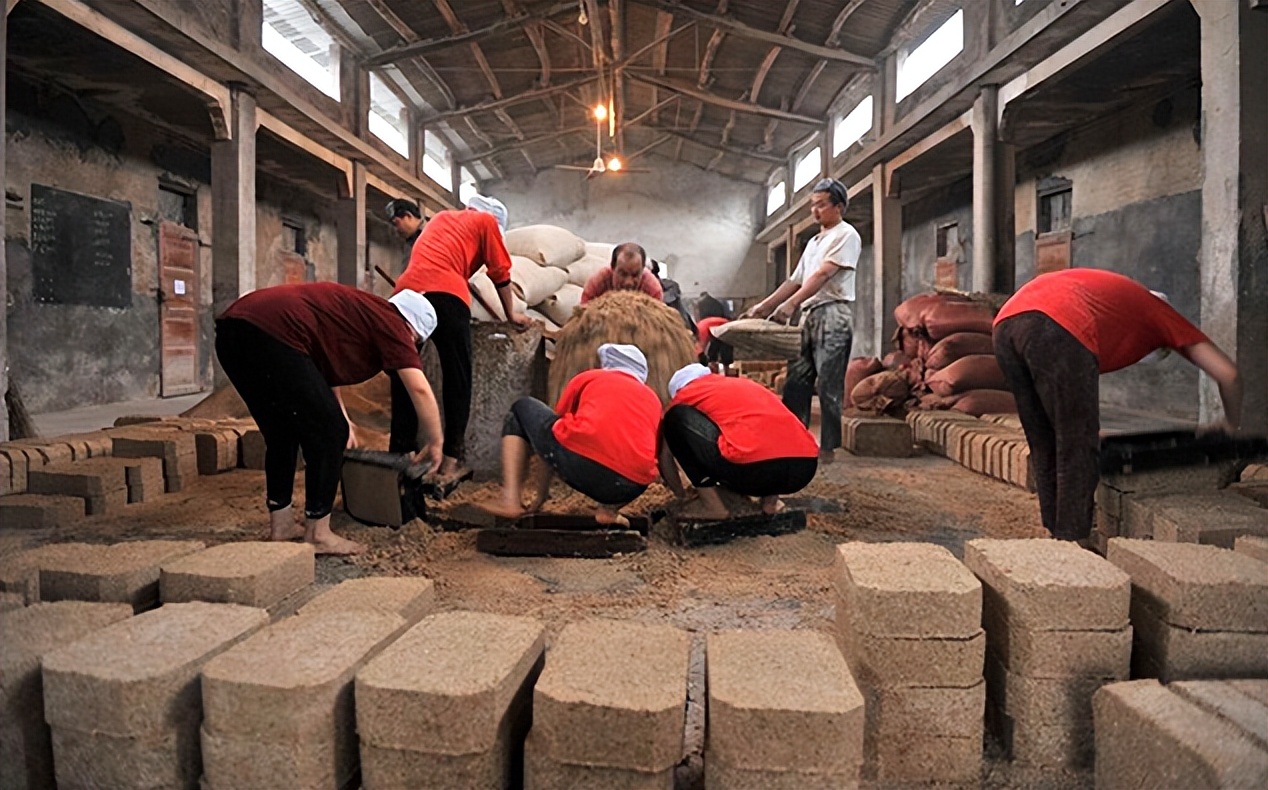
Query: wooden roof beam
364 1 576 66
642 127 783 164
627 72 821 125
421 75 599 123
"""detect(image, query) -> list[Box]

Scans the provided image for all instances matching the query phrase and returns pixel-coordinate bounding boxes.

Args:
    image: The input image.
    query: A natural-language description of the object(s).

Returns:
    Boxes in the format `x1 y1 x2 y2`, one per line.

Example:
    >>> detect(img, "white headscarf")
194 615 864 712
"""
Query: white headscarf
388 290 438 342
465 194 509 234
668 363 712 398
1140 290 1173 364
597 343 648 383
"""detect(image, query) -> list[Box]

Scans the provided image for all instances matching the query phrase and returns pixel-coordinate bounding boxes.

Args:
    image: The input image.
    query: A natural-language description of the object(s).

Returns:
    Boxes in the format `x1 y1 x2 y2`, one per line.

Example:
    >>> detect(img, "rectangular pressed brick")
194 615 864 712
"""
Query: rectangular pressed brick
25 458 128 498
356 611 545 757
866 731 982 784
841 416 913 457
705 755 860 790
0 602 133 790
523 730 674 790
1228 481 1268 509
201 719 350 790
297 577 435 623
1100 464 1240 496
864 682 986 738
0 494 84 529
1169 681 1268 749
50 724 202 790
1093 680 1268 790
1235 535 1268 564
123 457 165 504
360 722 519 790
159 542 314 608
835 594 984 688
239 430 266 470
985 652 1118 727
1143 492 1268 547
533 619 689 772
833 542 981 639
1128 603 1268 681
0 544 98 604
981 603 1132 679
195 430 239 475
110 430 198 492
706 630 863 774
1106 538 1268 632
41 602 268 736
964 539 1130 632
40 540 205 610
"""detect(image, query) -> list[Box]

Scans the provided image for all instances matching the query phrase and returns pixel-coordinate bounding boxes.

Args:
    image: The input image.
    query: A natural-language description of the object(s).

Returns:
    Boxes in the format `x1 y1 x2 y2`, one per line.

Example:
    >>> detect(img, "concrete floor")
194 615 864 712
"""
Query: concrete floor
31 392 208 437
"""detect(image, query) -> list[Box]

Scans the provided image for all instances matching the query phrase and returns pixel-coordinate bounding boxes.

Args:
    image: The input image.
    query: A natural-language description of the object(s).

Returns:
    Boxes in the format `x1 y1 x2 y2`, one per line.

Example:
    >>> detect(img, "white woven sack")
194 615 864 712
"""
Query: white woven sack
469 270 526 322
537 283 583 326
711 318 803 360
584 242 615 261
510 256 568 306
566 253 608 288
505 225 586 269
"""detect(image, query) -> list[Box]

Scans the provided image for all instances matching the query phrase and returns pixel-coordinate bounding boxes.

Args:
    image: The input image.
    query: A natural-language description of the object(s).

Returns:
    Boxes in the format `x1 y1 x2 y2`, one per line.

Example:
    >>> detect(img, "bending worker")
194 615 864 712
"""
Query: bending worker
480 344 661 526
993 268 1243 543
659 363 819 521
741 178 860 462
580 242 664 303
216 282 443 556
392 193 532 483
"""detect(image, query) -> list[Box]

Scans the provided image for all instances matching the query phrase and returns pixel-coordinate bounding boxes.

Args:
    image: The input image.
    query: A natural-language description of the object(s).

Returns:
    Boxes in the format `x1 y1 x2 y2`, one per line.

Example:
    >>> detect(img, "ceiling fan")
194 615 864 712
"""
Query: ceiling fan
552 101 652 178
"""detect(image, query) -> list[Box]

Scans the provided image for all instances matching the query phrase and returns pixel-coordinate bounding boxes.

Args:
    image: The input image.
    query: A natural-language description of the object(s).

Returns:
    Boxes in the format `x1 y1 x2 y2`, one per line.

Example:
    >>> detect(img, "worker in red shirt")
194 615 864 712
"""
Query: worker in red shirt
480 344 661 526
695 316 733 373
993 268 1243 543
391 194 532 484
659 363 819 520
216 283 444 556
579 242 664 303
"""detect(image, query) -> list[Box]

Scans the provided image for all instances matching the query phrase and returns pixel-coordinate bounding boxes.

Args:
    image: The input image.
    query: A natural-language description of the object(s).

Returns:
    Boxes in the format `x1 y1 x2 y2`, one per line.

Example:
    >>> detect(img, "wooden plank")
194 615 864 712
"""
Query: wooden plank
672 509 806 547
476 528 647 557
513 513 650 536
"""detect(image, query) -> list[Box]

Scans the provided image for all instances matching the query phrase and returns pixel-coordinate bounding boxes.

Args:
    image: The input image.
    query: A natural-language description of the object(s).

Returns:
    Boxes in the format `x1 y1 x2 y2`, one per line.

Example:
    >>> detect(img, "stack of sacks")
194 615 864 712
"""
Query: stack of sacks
466 224 588 327
567 242 612 287
965 539 1132 768
505 224 586 269
891 292 1017 416
834 542 986 784
844 357 884 409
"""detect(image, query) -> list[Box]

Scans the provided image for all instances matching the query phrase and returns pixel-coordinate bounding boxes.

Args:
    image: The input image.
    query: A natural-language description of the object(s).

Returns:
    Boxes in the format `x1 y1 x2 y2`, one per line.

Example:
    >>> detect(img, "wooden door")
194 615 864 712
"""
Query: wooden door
158 220 201 396
1035 230 1073 275
278 251 308 284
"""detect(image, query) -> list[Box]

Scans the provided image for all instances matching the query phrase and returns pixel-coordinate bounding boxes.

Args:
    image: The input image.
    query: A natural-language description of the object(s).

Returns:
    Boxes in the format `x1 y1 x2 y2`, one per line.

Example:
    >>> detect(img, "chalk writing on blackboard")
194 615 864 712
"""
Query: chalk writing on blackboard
30 184 132 308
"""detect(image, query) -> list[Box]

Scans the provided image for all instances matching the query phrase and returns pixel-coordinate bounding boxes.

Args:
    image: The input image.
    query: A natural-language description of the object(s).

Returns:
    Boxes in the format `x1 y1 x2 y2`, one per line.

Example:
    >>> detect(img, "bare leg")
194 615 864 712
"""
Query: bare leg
594 506 630 527
437 455 472 482
268 505 305 541
761 495 786 515
680 487 731 521
527 465 554 513
304 515 364 555
479 436 531 519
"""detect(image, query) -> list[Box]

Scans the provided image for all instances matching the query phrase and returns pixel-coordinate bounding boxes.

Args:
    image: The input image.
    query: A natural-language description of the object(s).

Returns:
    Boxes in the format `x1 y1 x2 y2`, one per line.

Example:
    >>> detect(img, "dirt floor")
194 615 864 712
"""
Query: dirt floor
2 447 1092 789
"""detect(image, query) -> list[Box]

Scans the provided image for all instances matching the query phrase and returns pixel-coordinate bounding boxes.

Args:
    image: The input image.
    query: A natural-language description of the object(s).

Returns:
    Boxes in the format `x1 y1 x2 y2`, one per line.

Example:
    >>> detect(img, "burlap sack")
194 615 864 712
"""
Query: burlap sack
537 283 584 326
851 371 911 414
505 225 586 269
925 354 1008 397
925 331 996 371
950 389 1018 416
845 357 884 409
469 270 527 322
566 253 609 288
510 256 568 306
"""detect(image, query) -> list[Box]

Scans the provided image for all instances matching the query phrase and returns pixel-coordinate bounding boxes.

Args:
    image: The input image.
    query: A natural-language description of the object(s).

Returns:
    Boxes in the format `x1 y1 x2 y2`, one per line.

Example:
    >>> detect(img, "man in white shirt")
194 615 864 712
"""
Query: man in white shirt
742 178 861 460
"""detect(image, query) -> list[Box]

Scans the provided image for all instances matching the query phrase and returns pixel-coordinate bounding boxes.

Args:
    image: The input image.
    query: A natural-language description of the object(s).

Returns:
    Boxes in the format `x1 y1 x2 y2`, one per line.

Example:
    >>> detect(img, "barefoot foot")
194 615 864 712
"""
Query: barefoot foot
269 523 306 541
595 508 631 528
477 500 528 520
761 496 787 516
307 535 365 556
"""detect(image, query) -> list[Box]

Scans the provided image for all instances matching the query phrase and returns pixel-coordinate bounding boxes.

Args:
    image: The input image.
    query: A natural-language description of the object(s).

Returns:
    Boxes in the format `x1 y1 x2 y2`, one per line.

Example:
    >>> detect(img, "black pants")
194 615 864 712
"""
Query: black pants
662 405 818 497
503 397 647 506
215 319 347 519
994 312 1101 541
390 291 472 459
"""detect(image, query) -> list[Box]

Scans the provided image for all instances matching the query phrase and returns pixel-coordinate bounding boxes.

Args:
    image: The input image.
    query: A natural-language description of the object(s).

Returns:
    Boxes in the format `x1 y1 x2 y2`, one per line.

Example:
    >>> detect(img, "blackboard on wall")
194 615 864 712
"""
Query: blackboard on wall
30 184 133 308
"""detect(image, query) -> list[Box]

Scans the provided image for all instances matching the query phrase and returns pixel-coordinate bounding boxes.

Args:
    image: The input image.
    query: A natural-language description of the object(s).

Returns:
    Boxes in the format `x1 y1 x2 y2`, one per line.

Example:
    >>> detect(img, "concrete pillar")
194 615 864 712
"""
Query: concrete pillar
994 140 1016 294
871 163 902 355
0 8 8 441
971 86 999 294
210 88 257 321
336 162 367 289
1193 0 1268 433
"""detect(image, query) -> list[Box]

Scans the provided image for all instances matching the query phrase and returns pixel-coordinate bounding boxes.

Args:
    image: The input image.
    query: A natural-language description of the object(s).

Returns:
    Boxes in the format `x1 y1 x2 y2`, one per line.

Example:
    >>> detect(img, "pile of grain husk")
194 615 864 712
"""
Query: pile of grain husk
548 290 695 405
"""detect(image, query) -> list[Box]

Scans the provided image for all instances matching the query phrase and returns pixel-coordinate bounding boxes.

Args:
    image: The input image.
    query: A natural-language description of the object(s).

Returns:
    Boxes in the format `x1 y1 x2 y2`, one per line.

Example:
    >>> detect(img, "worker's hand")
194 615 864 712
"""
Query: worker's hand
411 440 444 476
769 301 797 325
508 312 534 331
740 304 770 320
345 423 360 450
1196 419 1237 438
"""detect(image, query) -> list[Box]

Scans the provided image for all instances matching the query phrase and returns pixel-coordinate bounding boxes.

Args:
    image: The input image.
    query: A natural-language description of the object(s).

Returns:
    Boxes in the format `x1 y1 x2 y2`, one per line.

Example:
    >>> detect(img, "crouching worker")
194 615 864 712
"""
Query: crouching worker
216 283 444 555
480 344 661 526
659 363 819 520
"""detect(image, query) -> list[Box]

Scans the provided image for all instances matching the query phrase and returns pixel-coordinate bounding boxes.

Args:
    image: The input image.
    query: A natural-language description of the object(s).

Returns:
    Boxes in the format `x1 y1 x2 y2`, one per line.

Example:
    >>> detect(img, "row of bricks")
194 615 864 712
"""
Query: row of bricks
905 410 1035 491
841 416 915 458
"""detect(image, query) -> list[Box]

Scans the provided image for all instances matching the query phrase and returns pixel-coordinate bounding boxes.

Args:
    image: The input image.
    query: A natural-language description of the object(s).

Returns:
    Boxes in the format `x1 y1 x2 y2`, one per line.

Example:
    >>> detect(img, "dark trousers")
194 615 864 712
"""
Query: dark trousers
783 301 853 452
662 405 818 497
503 397 647 506
215 318 347 519
994 312 1101 540
390 291 472 460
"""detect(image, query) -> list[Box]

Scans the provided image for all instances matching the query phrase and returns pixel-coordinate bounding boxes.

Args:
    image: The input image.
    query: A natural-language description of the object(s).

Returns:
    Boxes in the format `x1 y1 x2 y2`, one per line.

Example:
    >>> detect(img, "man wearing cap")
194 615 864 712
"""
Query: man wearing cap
386 198 424 268
580 242 664 303
216 282 443 556
392 193 533 484
741 178 861 461
659 363 819 521
993 268 1243 544
479 344 662 526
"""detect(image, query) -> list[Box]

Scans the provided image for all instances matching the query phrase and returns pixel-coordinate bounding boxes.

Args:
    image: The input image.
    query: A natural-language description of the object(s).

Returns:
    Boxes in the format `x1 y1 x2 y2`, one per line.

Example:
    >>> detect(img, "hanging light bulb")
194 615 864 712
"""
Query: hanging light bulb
593 103 607 121
608 157 622 172
578 3 588 25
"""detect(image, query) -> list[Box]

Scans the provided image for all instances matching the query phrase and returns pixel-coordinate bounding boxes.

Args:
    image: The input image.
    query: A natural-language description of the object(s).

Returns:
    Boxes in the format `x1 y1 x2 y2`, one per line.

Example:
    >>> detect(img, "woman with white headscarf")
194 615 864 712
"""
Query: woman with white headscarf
480 344 662 525
658 363 819 520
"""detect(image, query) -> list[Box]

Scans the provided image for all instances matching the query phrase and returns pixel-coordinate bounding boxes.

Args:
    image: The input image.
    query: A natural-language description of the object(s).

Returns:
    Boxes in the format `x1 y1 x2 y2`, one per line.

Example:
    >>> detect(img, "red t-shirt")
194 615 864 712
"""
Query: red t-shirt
994 269 1208 373
580 267 664 303
219 282 421 386
551 369 661 484
394 209 512 306
669 375 819 464
695 317 729 357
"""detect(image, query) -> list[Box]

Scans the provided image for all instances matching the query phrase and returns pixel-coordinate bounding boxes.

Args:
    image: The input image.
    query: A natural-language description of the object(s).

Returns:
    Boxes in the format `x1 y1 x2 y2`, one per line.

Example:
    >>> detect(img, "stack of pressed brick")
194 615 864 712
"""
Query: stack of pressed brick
965 539 1132 768
40 602 268 790
110 428 200 492
0 433 113 496
26 458 133 516
159 542 315 609
1094 679 1268 788
357 611 545 788
706 629 864 789
0 544 99 605
0 601 134 790
527 619 689 789
1107 538 1268 680
1093 463 1251 551
833 542 985 785
1230 462 1268 508
40 540 205 611
201 608 413 789
731 360 786 391
841 416 914 457
1236 535 1268 564
905 411 1033 491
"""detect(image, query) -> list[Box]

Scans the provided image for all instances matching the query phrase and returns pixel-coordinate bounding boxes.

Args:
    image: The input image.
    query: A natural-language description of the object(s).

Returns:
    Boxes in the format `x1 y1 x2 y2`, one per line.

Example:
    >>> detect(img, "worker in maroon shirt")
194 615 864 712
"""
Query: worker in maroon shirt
993 268 1243 543
659 363 820 521
216 283 444 556
479 344 661 526
579 242 664 303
